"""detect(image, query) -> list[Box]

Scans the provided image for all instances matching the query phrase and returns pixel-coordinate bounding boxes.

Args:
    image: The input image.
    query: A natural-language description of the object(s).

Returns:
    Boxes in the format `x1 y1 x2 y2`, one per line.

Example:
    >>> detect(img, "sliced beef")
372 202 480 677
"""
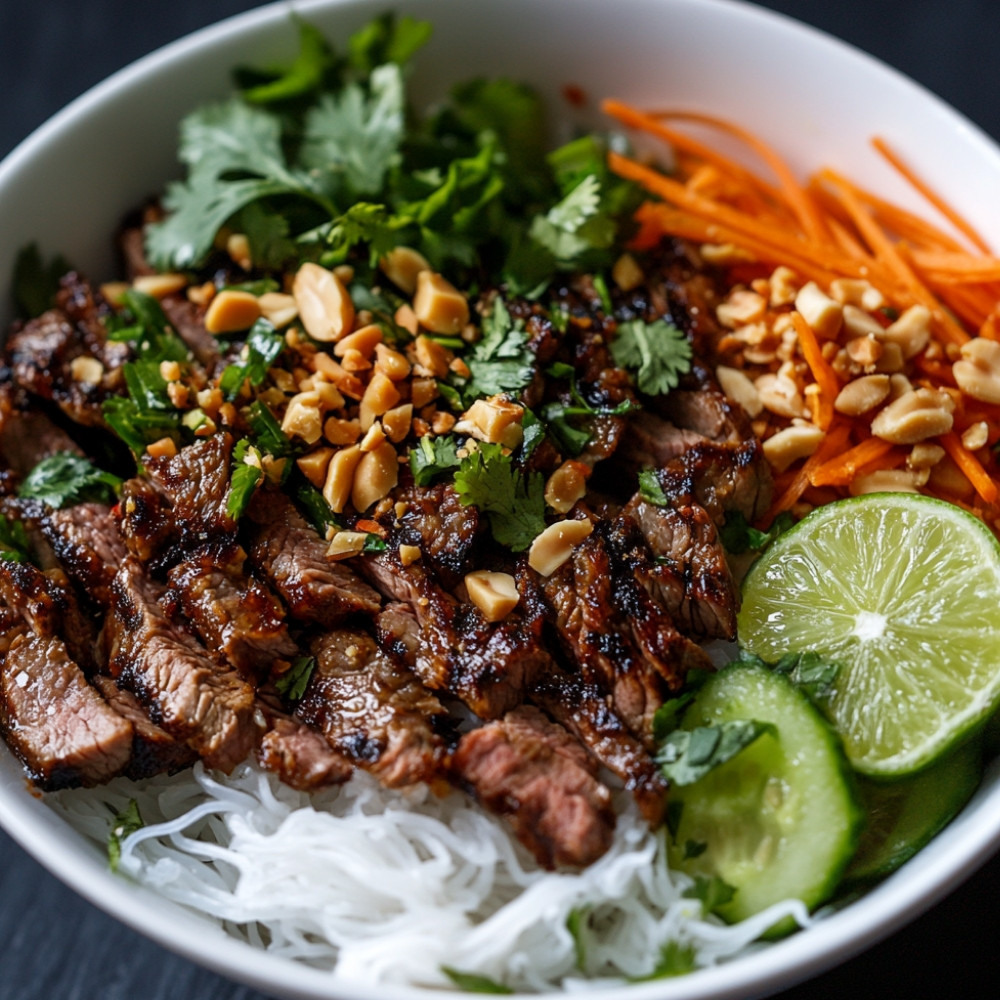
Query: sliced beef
365 556 547 719
297 629 445 788
0 621 132 789
166 543 297 680
257 713 354 792
108 557 258 771
451 706 615 869
119 477 174 564
90 676 198 779
622 494 739 640
524 521 710 745
619 410 707 470
2 274 128 427
0 557 97 672
40 502 127 610
0 387 84 478
376 482 480 588
158 295 221 373
247 490 381 626
531 668 667 827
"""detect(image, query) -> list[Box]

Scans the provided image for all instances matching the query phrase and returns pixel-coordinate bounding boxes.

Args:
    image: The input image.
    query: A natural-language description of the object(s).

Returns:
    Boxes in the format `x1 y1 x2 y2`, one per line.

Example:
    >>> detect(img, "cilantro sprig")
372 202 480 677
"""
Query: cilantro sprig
610 318 692 397
18 453 122 510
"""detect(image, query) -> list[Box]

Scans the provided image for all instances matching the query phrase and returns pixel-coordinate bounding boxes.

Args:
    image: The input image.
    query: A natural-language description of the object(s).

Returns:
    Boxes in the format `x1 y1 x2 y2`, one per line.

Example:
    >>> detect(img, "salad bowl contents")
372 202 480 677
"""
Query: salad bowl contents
2 2 1000 999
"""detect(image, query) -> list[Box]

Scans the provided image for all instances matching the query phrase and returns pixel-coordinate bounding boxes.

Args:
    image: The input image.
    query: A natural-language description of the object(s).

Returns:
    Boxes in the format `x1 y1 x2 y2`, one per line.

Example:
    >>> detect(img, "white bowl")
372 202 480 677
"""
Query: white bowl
2 1 999 998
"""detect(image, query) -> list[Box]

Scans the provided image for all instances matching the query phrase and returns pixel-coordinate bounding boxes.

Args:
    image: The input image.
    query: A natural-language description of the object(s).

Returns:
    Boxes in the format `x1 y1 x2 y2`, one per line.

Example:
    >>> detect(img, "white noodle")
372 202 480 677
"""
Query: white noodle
49 762 807 991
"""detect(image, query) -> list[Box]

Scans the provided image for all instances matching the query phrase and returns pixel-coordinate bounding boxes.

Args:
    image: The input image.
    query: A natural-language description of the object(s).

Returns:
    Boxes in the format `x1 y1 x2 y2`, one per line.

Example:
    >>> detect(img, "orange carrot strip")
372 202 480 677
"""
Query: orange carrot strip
791 312 839 431
872 137 992 254
940 432 1000 506
909 250 1000 277
649 108 831 244
763 422 853 519
809 436 896 488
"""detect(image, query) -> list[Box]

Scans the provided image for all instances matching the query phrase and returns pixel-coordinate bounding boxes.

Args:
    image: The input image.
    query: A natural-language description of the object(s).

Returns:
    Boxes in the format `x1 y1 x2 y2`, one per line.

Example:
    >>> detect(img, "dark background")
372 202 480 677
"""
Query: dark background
2 1 999 998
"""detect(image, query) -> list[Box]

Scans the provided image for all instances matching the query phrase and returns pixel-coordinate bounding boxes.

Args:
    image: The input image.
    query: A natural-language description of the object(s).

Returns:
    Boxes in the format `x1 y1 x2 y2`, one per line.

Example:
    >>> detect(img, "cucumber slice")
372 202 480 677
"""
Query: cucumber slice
844 737 983 886
666 663 862 930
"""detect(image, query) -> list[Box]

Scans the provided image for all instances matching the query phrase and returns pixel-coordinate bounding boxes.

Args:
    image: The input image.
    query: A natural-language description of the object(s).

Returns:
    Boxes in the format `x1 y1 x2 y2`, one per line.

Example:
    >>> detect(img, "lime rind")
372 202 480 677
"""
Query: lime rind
738 493 1000 777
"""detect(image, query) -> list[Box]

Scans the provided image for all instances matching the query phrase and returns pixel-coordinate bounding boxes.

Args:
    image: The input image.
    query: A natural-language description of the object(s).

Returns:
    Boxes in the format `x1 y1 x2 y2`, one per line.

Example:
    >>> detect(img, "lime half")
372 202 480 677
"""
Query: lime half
737 493 1000 777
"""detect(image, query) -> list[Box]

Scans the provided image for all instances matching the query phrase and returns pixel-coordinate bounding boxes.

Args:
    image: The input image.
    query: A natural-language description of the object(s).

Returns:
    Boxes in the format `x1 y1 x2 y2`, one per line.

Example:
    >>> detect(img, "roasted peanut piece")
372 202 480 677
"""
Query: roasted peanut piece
870 387 955 444
850 468 929 496
145 437 178 460
204 289 263 334
327 530 369 560
962 421 989 451
908 443 945 470
334 324 383 360
528 519 593 577
374 343 412 381
953 338 1000 403
359 421 387 453
834 374 891 416
69 356 104 385
281 391 324 445
226 233 252 271
611 253 644 292
322 445 363 513
100 281 130 306
410 377 439 408
754 372 808 419
458 396 524 448
845 336 883 367
132 273 187 299
716 289 766 328
398 544 422 566
412 335 452 379
761 424 825 472
716 365 763 417
794 282 843 339
258 292 298 328
829 278 885 312
359 372 402 430
380 246 431 296
768 266 800 307
296 448 335 488
323 416 362 447
881 304 931 360
413 271 469 335
351 442 399 513
700 243 756 267
382 404 413 443
293 263 355 342
841 305 883 339
465 570 520 622
544 460 589 514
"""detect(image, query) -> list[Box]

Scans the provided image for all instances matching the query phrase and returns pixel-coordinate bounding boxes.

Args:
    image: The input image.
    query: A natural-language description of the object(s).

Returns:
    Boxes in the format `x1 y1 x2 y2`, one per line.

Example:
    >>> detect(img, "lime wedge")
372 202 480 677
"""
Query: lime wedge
737 493 1000 777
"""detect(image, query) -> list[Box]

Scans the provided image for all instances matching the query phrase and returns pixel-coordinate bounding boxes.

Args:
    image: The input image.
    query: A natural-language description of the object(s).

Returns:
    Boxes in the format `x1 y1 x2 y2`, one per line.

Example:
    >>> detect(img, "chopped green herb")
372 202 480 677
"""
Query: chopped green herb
18 453 122 510
453 442 546 552
518 409 546 461
362 533 388 553
116 289 191 363
638 468 669 507
275 655 317 701
682 874 737 913
628 940 698 981
0 515 32 563
610 318 692 397
656 720 776 786
720 510 794 555
108 800 144 873
410 434 461 486
218 319 285 400
591 273 613 315
738 648 841 705
238 18 335 106
682 839 708 860
651 692 698 742
227 440 265 519
295 480 342 534
440 967 513 995
565 907 590 971
461 298 534 401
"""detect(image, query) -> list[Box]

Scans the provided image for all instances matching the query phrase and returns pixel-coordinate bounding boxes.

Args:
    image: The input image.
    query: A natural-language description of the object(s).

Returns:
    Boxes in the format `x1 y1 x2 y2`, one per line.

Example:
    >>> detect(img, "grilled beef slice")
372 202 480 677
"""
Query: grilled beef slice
365 556 547 719
257 704 354 792
108 557 258 771
0 386 85 478
297 629 445 787
451 706 615 869
0 615 132 789
247 491 381 626
166 543 297 680
90 675 198 779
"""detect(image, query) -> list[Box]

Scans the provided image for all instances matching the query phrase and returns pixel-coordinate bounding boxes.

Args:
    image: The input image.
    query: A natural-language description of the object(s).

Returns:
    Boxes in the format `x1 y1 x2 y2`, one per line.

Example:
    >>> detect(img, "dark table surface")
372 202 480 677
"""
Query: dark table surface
2 1 1000 998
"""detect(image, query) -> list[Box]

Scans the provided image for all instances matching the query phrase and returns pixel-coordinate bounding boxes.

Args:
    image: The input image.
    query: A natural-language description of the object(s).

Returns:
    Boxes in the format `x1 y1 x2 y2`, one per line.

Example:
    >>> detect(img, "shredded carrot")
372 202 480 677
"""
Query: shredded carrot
763 423 853 520
791 312 839 430
940 432 1000 506
809 437 896 488
872 136 992 254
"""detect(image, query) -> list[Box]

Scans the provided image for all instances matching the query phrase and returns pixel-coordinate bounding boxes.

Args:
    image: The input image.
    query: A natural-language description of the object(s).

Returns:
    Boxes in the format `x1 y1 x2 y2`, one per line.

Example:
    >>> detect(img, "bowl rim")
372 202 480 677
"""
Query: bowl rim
1 1 999 998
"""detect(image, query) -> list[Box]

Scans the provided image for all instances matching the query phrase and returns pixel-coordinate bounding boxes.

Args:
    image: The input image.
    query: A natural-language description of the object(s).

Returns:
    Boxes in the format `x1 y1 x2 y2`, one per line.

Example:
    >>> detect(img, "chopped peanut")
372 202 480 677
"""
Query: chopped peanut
69 356 104 386
297 448 335 488
327 530 369 560
528 519 593 577
204 289 262 334
359 372 402 430
281 391 324 444
132 273 187 299
413 271 469 334
293 263 355 342
380 246 431 295
544 460 589 513
351 442 399 513
399 544 422 566
323 445 363 513
611 253 644 292
334 324 383 360
382 404 413 443
258 292 298 328
465 570 520 622
794 283 842 339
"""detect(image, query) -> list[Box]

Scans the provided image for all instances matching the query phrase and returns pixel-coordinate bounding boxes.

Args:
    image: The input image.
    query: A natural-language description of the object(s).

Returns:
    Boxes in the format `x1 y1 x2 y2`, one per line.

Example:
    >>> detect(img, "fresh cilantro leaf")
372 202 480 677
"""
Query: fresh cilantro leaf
610 319 692 397
770 650 841 704
300 63 405 199
295 480 342 534
108 800 143 873
453 442 546 552
651 692 698 742
246 400 294 458
540 401 593 457
102 396 181 459
410 435 461 486
227 440 265 519
529 175 616 267
720 510 795 555
18 453 122 510
232 201 299 271
518 409 546 461
463 298 534 400
239 19 334 106
221 278 281 296
117 289 190 363
324 202 408 265
348 13 432 74
638 469 669 507
566 907 589 971
12 243 71 319
362 533 388 553
0 515 32 564
219 319 285 399
682 875 737 913
275 655 317 701
440 968 512 995
656 720 776 786
628 940 698 981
